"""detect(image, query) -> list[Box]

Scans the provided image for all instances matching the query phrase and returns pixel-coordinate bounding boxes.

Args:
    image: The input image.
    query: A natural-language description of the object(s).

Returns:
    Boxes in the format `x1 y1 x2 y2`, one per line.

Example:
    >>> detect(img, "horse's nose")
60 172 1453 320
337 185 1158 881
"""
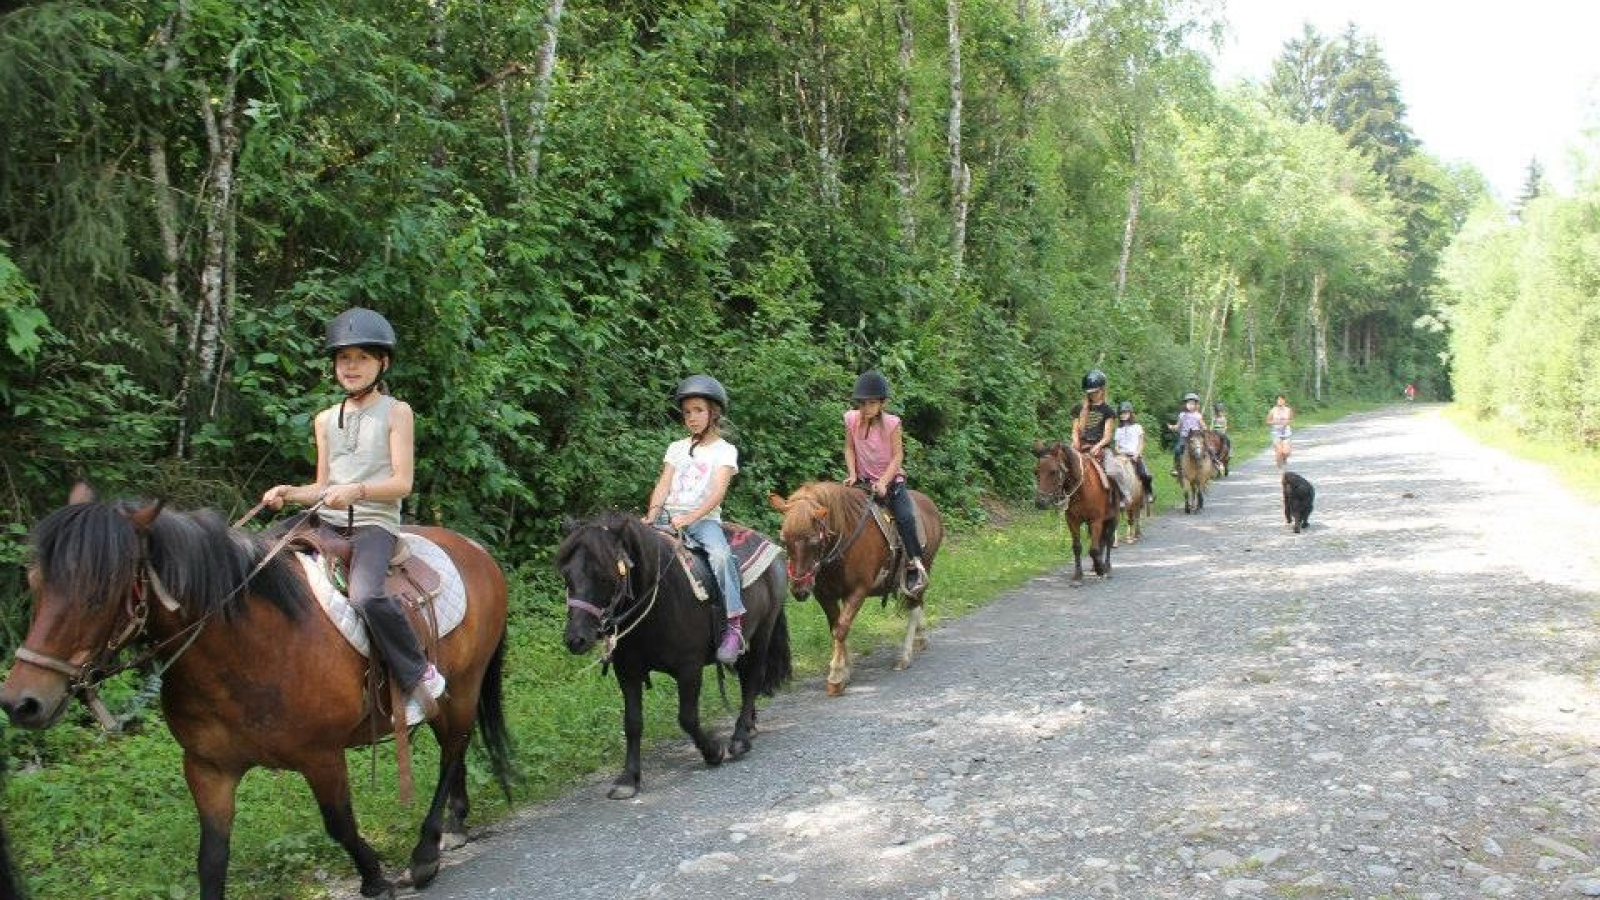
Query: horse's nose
1 691 47 729
1033 495 1050 509
563 631 592 655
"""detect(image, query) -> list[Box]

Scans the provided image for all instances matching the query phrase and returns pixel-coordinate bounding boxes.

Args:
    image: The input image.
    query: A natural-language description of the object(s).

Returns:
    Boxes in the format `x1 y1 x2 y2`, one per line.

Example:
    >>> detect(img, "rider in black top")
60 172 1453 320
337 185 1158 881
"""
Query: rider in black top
1072 369 1128 507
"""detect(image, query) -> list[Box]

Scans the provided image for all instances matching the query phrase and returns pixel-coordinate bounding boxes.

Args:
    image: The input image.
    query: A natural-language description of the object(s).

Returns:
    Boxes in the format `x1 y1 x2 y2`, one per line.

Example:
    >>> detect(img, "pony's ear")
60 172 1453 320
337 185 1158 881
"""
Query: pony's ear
810 505 829 522
68 481 96 505
560 515 580 534
767 492 790 513
1031 440 1046 458
125 499 166 532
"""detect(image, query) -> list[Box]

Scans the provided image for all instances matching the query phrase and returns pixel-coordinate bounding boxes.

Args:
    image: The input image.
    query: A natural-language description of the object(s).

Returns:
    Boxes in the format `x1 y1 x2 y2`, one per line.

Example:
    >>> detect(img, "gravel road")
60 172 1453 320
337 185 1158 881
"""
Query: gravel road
418 406 1600 900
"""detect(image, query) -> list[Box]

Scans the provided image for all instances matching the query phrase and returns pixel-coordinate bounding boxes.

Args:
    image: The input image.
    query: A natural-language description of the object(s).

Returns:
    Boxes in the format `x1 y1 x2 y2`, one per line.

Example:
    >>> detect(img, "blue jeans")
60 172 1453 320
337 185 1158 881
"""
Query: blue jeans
682 518 744 617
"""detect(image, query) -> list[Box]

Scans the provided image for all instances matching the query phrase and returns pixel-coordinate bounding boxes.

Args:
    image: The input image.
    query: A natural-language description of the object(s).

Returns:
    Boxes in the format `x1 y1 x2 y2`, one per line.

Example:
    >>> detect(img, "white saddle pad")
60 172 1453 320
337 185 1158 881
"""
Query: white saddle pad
296 532 467 657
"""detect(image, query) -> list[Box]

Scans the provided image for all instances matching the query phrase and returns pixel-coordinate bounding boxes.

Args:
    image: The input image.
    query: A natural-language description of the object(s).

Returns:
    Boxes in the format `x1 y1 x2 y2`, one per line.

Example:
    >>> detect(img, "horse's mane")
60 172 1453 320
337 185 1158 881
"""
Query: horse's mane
30 501 311 622
555 511 668 588
780 481 871 539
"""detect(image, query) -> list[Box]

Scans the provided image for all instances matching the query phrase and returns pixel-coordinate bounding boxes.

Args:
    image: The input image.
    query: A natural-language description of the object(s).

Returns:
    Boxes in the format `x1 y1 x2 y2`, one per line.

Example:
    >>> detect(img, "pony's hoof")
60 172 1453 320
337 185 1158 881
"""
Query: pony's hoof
893 656 910 671
410 859 440 890
607 782 640 800
727 737 752 760
440 830 468 852
703 747 726 767
913 636 929 652
825 681 846 697
360 879 395 899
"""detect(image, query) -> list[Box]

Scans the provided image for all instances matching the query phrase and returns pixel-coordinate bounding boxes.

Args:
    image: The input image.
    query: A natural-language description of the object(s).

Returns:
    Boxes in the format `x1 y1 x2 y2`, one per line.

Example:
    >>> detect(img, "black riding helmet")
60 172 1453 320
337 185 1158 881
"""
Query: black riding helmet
1118 400 1134 415
1083 369 1107 392
672 374 729 413
1183 391 1200 404
325 307 398 421
852 369 892 401
325 307 398 358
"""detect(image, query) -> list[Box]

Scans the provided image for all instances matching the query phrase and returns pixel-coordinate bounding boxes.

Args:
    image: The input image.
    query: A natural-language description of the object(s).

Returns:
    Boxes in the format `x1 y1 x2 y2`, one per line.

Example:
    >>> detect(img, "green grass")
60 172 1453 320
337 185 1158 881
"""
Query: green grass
1444 405 1600 502
4 506 1076 900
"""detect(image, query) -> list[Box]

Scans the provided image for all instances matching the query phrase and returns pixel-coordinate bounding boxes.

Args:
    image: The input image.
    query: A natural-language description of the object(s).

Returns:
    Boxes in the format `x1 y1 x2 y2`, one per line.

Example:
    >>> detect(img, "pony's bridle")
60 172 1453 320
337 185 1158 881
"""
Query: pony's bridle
9 502 318 732
566 543 668 663
1040 449 1085 509
11 560 180 731
785 497 874 592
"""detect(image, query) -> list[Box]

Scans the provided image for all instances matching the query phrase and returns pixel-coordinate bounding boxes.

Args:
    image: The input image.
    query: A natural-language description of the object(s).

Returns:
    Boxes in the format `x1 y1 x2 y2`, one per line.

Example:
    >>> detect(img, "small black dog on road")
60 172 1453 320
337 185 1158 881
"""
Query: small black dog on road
1282 471 1314 533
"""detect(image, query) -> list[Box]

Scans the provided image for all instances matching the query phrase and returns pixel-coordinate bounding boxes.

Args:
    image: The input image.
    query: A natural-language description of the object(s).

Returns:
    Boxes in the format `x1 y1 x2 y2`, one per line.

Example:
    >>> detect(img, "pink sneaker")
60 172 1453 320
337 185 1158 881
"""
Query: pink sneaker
716 615 746 665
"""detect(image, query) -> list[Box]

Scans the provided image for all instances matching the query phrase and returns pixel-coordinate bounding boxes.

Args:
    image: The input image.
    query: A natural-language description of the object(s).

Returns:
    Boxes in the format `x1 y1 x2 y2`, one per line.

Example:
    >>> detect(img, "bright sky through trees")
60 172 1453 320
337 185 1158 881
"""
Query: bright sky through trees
1212 0 1600 200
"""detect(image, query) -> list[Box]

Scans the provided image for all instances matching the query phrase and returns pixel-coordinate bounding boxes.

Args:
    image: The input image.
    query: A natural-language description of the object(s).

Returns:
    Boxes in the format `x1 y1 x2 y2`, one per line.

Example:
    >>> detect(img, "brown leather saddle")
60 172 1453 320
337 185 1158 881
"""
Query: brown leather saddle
288 530 444 645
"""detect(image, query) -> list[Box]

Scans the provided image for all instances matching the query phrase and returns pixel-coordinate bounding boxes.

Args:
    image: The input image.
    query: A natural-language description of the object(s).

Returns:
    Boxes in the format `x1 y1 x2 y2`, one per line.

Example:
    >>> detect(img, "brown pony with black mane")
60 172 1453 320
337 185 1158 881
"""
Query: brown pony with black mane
1033 441 1118 584
1180 430 1218 513
770 482 944 696
0 489 512 900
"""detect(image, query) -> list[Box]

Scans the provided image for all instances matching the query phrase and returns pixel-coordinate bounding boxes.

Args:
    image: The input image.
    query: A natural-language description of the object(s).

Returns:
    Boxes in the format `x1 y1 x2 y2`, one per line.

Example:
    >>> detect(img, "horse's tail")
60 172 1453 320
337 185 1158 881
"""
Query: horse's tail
755 605 793 697
475 634 516 802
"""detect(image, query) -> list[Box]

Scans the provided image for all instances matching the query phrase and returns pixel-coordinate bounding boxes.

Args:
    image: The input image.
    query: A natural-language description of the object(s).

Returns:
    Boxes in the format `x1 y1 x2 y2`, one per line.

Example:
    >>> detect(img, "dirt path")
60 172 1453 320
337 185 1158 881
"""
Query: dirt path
420 406 1600 899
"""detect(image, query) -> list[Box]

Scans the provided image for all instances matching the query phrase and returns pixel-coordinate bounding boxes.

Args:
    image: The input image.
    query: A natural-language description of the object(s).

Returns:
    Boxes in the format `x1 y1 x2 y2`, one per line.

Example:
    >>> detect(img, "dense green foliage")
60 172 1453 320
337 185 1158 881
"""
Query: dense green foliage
1 0 1472 896
1440 163 1600 449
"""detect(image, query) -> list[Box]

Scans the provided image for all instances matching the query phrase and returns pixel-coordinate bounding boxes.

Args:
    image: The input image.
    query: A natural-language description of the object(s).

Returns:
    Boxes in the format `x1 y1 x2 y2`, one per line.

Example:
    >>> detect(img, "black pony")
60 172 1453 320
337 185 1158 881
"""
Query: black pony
0 818 18 900
557 512 792 799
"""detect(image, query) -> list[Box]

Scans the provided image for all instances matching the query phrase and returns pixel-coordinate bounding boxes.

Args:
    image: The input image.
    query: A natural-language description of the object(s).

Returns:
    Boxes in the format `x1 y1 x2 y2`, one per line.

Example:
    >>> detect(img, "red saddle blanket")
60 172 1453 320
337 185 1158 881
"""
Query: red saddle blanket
657 523 783 604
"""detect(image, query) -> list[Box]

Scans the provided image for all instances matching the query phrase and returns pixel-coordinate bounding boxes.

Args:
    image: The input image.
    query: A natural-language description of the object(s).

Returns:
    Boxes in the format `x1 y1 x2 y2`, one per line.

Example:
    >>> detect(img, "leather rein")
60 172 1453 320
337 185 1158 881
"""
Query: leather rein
9 501 320 732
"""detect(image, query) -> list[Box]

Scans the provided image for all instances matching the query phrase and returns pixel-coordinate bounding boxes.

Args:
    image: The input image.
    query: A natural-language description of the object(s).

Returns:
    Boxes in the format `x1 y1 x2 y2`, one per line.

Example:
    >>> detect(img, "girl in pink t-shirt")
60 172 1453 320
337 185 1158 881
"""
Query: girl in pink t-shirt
843 370 928 595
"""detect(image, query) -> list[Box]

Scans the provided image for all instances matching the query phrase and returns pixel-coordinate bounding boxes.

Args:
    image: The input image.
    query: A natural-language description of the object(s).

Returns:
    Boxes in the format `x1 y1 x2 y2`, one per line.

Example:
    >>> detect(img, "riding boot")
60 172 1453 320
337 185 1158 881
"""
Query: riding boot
357 596 439 722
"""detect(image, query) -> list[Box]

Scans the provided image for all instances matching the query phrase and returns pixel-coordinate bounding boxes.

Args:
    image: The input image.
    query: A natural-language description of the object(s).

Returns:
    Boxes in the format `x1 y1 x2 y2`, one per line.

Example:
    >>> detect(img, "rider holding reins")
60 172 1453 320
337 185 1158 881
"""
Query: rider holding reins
1073 370 1134 508
261 308 446 725
843 370 929 597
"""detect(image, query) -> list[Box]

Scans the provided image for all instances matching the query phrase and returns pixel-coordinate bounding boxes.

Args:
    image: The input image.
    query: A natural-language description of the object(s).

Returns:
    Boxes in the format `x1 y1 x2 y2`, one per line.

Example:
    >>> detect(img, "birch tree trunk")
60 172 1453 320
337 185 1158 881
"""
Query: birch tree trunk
1247 295 1258 372
946 0 967 276
891 0 915 242
177 64 240 456
1113 125 1143 302
149 3 186 346
524 0 566 184
1310 270 1328 401
810 0 840 206
427 0 448 171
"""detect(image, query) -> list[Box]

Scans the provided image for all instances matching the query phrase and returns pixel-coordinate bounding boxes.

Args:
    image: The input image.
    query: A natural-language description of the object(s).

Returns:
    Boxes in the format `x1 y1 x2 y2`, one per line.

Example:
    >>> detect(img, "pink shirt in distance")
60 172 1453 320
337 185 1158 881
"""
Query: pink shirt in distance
845 409 905 483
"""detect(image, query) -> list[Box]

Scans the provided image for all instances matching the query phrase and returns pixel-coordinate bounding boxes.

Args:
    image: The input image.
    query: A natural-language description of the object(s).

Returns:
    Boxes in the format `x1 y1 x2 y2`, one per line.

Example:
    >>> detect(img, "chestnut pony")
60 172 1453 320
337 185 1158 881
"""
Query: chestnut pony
769 482 944 696
0 492 512 900
1032 441 1118 583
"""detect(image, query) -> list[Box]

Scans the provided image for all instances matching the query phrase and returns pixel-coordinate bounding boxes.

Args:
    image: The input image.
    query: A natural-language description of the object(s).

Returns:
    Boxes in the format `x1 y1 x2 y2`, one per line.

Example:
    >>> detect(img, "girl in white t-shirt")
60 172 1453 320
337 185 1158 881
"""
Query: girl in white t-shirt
645 375 746 664
1113 401 1154 507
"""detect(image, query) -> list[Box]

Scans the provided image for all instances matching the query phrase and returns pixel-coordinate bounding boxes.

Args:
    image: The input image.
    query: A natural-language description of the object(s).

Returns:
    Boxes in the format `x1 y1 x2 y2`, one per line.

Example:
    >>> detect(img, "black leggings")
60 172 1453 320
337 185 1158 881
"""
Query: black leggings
883 480 924 560
275 514 428 690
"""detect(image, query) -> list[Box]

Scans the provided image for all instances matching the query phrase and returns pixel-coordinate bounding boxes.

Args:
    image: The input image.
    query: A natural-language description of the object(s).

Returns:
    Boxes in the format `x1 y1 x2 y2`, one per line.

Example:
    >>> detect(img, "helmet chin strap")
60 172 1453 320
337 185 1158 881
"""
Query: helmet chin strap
336 361 387 428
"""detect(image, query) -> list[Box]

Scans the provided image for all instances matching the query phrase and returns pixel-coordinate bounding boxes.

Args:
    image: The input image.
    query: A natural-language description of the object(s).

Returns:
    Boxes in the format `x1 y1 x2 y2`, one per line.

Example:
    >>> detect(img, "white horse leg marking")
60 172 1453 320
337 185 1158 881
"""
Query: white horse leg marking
896 606 925 670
